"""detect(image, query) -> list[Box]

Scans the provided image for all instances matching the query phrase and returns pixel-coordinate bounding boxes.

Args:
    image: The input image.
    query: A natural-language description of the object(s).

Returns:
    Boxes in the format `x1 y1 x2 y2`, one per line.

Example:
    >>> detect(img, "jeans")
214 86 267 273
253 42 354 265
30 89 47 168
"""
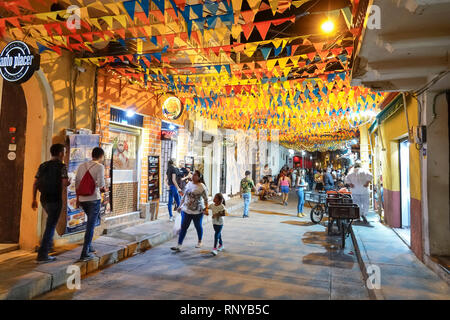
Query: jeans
243 192 251 217
178 211 203 245
38 202 62 259
80 200 101 257
168 185 180 218
297 188 305 214
213 224 223 248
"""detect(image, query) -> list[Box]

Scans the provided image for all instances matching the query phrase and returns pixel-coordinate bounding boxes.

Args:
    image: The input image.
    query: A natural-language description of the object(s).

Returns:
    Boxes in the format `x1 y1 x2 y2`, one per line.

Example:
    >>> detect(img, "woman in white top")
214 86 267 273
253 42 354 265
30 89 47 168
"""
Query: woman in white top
171 170 209 252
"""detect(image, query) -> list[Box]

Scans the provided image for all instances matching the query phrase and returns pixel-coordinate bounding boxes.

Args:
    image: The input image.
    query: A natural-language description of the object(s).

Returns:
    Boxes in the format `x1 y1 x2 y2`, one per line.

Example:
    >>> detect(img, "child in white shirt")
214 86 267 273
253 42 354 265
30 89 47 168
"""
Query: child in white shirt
210 193 227 256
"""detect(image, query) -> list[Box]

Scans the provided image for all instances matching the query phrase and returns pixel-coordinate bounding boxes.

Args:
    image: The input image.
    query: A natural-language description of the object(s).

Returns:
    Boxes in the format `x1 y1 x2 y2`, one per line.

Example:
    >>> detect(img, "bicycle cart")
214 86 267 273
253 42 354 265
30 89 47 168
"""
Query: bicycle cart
328 203 360 248
309 191 352 225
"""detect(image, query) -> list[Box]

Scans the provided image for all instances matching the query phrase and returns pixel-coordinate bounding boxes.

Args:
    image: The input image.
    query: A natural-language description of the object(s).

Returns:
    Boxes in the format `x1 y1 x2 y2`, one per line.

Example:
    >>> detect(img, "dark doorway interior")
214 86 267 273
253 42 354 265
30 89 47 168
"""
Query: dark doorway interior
0 81 27 243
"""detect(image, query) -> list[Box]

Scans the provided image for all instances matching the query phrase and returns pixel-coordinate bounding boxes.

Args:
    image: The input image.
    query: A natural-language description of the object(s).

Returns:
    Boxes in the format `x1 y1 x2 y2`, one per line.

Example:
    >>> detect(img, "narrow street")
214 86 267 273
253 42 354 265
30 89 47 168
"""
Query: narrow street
37 194 368 300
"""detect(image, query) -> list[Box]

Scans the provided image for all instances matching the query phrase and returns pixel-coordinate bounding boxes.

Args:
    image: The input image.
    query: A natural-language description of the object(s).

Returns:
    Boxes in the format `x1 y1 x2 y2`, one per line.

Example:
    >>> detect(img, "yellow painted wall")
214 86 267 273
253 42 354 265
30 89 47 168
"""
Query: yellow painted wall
19 76 46 250
374 95 421 201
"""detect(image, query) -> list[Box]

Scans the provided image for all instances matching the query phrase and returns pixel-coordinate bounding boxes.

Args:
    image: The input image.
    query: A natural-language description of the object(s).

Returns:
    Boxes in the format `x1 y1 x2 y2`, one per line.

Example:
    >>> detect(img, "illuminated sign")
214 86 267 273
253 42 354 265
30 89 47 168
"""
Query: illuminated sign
162 95 183 120
0 41 40 83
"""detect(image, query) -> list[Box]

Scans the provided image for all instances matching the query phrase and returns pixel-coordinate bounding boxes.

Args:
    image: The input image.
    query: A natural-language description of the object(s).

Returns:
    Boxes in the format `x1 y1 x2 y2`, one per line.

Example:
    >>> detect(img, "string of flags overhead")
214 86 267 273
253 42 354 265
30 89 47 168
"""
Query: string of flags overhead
0 0 382 151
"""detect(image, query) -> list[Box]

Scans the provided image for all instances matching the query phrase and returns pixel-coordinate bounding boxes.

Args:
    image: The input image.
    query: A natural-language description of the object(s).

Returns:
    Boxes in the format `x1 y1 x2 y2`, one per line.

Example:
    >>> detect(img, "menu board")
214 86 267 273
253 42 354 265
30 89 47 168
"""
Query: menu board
185 156 194 171
148 155 160 201
65 134 100 234
100 142 112 216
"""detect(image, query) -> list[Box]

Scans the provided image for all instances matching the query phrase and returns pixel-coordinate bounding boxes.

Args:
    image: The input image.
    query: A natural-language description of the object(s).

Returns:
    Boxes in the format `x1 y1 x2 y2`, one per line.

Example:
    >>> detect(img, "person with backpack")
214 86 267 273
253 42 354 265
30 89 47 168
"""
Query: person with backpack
75 147 106 261
32 144 69 263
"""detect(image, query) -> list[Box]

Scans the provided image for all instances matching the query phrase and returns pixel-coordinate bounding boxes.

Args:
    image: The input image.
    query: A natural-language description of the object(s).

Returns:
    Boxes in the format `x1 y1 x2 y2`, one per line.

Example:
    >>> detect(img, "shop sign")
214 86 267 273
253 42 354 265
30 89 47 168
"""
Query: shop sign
0 41 40 84
162 95 183 120
161 129 177 140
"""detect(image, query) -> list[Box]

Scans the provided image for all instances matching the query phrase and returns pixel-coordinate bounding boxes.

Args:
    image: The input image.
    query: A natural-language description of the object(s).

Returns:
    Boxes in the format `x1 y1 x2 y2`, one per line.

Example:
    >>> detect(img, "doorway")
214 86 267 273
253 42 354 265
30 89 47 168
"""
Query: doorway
398 139 411 244
0 81 27 243
160 139 176 203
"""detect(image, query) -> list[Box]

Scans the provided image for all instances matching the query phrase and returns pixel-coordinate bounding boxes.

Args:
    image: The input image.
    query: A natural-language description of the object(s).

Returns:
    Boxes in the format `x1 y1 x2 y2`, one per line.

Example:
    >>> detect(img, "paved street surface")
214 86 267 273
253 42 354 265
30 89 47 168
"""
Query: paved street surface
37 192 368 300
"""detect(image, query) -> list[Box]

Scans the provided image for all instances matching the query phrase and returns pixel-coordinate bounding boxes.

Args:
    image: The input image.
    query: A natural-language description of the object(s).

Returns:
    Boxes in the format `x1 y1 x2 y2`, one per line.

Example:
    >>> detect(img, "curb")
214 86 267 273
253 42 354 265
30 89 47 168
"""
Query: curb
2 198 257 300
350 226 385 300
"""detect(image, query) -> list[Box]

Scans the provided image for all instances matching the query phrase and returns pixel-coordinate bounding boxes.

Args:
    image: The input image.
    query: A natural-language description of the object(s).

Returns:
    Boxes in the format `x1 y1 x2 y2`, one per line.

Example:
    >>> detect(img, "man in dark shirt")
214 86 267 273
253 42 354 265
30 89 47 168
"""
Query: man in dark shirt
32 144 69 263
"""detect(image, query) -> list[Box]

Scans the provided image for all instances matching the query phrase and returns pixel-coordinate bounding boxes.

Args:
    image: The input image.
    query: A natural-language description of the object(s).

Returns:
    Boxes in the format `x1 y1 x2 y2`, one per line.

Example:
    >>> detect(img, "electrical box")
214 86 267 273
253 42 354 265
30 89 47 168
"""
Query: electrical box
413 126 426 144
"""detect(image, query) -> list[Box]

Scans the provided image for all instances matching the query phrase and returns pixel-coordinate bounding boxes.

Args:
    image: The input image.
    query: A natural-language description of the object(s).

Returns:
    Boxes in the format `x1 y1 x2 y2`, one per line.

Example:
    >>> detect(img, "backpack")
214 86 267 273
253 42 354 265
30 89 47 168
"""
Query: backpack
76 163 97 196
37 161 64 200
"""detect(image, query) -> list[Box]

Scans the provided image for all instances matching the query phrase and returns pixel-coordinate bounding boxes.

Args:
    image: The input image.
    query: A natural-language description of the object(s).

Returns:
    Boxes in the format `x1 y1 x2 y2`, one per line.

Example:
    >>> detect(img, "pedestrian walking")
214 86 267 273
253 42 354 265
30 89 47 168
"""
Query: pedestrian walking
171 170 209 252
323 168 335 191
278 173 291 206
345 161 373 224
240 170 255 218
315 170 324 191
166 159 182 222
75 147 106 261
210 193 227 256
32 144 69 263
296 170 309 217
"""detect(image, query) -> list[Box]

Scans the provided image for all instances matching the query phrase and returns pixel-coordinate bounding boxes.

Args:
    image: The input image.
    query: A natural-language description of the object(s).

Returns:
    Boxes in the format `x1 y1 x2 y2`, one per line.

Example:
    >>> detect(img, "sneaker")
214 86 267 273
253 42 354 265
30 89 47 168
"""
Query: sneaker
170 245 181 252
195 242 203 248
169 217 174 222
79 253 96 261
36 256 56 264
218 245 224 252
243 215 249 218
211 249 218 256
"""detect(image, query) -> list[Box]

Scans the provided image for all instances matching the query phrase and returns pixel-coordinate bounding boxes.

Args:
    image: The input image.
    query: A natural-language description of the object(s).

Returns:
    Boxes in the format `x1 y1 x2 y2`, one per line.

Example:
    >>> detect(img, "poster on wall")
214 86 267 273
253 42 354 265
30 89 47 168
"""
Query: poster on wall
148 155 160 201
110 131 137 171
65 134 100 234
100 142 112 216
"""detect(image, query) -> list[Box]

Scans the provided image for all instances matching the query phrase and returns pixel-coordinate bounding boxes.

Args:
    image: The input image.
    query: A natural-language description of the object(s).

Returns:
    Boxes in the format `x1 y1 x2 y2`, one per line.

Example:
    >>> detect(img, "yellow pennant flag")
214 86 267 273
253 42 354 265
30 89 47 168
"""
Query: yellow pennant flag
269 0 279 15
244 43 259 57
292 0 312 8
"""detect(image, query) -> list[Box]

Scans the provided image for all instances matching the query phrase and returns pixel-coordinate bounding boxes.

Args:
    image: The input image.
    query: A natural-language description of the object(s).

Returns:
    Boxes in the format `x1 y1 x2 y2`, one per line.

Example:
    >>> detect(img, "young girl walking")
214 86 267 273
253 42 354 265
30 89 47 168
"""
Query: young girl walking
210 193 227 256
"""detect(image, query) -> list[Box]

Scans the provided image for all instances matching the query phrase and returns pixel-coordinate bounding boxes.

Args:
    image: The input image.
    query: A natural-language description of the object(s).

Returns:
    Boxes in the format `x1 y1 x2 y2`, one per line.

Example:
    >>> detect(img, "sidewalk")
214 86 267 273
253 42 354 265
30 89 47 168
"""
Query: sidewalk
0 196 255 300
351 212 450 300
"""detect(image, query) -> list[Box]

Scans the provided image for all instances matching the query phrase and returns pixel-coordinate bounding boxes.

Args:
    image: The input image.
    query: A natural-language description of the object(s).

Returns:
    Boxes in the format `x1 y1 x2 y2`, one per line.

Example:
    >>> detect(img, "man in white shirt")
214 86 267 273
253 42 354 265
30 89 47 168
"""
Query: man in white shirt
345 161 373 223
75 147 106 261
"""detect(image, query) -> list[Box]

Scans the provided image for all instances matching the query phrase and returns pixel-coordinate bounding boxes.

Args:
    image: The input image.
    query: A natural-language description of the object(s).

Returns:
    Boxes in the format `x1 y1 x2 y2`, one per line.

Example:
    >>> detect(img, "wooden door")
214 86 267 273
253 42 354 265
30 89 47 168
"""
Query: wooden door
0 81 27 243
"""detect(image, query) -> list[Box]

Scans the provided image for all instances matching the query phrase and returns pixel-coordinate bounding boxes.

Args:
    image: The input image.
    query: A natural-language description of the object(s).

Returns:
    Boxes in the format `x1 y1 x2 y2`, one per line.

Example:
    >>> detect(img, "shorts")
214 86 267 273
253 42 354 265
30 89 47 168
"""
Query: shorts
281 186 290 194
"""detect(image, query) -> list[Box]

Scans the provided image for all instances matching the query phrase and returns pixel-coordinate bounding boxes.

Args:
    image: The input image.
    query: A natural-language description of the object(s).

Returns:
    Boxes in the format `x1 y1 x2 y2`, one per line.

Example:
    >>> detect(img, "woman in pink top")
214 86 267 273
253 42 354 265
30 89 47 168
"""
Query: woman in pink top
278 173 291 206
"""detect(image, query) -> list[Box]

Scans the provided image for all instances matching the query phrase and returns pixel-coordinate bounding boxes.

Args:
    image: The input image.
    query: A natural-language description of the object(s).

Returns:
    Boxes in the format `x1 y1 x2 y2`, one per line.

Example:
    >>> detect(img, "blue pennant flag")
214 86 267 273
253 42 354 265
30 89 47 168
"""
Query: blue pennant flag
191 4 203 19
214 65 222 73
285 45 291 56
137 0 149 17
260 47 271 60
153 0 165 15
123 0 136 20
36 42 51 53
274 46 282 57
206 15 218 29
224 64 231 75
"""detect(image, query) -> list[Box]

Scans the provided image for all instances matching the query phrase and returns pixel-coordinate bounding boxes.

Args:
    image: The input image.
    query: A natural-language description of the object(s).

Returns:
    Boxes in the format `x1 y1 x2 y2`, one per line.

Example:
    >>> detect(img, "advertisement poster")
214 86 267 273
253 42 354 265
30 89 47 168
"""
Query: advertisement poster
100 142 112 216
65 134 100 235
185 156 194 171
148 155 160 201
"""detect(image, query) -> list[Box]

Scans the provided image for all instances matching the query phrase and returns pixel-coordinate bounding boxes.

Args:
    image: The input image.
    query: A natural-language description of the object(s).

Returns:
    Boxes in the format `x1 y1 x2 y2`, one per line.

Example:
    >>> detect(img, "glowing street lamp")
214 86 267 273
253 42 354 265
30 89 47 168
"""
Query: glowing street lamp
321 20 335 34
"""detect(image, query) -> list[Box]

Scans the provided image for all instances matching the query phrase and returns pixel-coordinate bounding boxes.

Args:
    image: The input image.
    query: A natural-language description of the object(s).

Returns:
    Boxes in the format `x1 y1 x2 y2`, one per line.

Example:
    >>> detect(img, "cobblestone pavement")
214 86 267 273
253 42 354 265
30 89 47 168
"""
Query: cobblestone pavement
37 193 369 300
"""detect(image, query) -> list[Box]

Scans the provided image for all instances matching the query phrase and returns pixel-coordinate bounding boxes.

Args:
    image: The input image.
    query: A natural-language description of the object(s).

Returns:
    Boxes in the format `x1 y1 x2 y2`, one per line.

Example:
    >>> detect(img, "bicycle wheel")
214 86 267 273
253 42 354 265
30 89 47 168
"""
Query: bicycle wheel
310 205 324 224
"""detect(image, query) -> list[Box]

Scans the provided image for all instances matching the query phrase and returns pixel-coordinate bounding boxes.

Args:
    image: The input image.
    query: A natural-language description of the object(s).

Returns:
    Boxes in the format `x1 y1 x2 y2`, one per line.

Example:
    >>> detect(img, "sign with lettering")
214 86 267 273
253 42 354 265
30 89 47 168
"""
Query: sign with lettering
0 41 40 84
